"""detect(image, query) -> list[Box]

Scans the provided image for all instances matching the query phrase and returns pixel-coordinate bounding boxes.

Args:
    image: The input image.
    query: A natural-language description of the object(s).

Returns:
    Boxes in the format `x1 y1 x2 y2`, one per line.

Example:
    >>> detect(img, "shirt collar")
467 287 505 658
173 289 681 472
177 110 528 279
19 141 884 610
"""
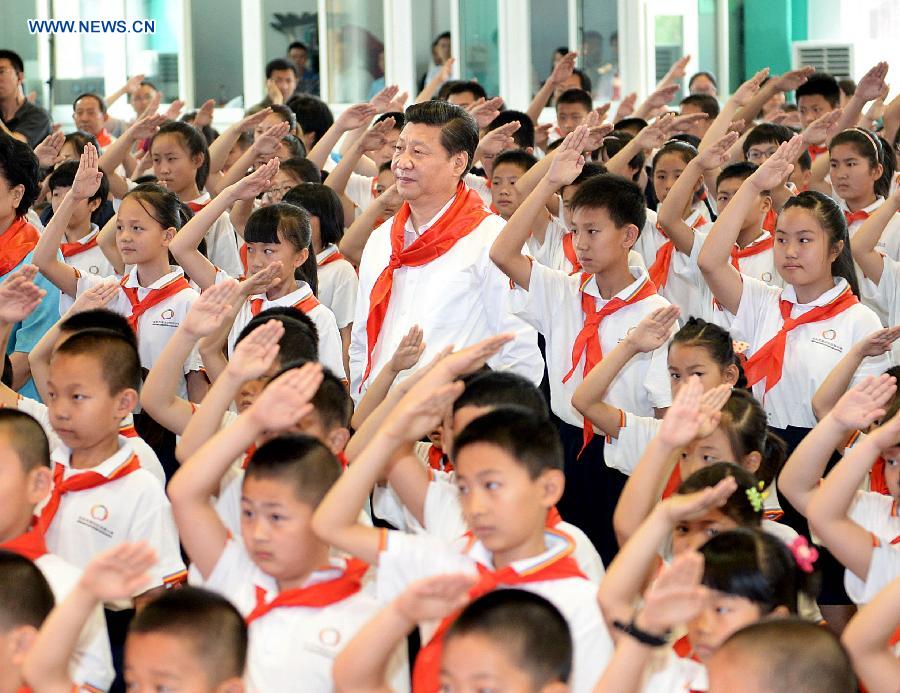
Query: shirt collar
123 265 185 290
405 193 458 238
781 277 848 308
250 281 312 306
52 436 136 478
583 266 650 302
189 191 211 206
467 529 573 573
315 244 339 263
838 196 884 214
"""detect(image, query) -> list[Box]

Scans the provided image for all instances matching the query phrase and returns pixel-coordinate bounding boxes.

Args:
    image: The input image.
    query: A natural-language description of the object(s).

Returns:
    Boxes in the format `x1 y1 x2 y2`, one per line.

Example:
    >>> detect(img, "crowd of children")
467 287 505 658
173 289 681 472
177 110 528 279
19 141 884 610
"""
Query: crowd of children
1 40 899 692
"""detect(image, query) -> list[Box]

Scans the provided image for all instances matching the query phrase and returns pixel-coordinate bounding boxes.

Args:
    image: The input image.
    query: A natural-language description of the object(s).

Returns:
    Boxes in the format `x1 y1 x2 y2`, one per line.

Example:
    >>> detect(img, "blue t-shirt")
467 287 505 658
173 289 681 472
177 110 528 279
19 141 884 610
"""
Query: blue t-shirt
3 252 61 400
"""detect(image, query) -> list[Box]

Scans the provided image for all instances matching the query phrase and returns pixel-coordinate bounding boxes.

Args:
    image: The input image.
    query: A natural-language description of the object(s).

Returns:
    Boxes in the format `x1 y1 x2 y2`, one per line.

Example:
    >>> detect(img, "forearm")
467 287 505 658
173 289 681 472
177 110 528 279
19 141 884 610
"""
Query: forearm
572 340 640 437
489 177 554 286
98 130 136 177
170 189 235 258
215 146 258 193
350 362 399 430
779 414 849 514
592 636 654 693
513 149 555 198
32 194 79 296
325 137 365 197
104 85 128 107
699 101 741 153
346 383 407 461
141 331 199 435
658 161 704 255
851 198 898 282
733 82 778 127
175 369 243 462
340 200 387 266
526 80 556 124
307 124 346 170
606 137 645 177
811 348 866 421
207 124 242 178
333 599 412 693
835 95 868 135
613 438 678 544
842 579 900 693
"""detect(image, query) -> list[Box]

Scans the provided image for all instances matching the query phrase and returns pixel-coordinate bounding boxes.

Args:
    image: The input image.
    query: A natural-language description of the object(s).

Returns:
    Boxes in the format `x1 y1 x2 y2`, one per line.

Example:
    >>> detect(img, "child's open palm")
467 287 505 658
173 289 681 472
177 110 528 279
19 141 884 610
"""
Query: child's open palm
227 318 284 382
467 97 504 129
830 374 897 432
368 85 400 114
547 126 588 187
658 376 706 448
247 362 324 432
696 131 741 171
477 122 521 158
384 380 465 442
626 305 680 354
34 131 65 168
730 68 769 107
128 111 167 141
855 327 900 359
550 52 577 84
396 574 477 623
662 475 738 523
182 279 242 339
239 107 273 133
336 103 378 132
252 121 291 159
637 551 708 634
855 62 889 102
240 261 283 297
772 66 815 93
0 266 46 325
389 325 425 373
71 144 104 201
79 542 157 602
232 157 280 201
748 135 803 190
360 118 396 153
802 108 843 146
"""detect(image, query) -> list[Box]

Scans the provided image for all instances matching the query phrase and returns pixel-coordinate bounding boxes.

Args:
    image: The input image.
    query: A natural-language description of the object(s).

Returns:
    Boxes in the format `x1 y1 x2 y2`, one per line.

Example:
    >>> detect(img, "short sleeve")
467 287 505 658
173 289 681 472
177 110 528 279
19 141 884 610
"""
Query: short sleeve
422 479 467 541
507 260 573 334
730 274 781 346
376 531 474 603
324 261 359 328
131 490 187 589
603 412 661 475
346 173 375 211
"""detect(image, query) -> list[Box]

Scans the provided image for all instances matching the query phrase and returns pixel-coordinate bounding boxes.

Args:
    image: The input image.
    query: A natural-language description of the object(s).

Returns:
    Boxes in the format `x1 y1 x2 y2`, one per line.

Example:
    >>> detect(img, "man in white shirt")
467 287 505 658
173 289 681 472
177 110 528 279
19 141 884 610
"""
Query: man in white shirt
349 101 543 399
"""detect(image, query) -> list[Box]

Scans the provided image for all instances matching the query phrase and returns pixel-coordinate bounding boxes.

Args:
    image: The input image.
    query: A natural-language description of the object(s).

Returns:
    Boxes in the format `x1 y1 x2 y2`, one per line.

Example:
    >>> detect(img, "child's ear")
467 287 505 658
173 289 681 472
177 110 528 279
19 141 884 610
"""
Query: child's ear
88 196 102 214
538 468 565 507
293 246 309 269
27 466 53 505
325 427 350 457
741 450 762 474
116 388 139 417
9 625 38 665
191 151 205 171
622 223 639 249
161 226 177 245
722 363 740 387
759 194 772 215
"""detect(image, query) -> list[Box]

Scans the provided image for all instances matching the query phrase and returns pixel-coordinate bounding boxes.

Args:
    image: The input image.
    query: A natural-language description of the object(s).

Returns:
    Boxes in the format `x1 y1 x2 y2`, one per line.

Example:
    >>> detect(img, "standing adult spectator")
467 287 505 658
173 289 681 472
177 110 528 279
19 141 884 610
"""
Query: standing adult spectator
0 50 51 148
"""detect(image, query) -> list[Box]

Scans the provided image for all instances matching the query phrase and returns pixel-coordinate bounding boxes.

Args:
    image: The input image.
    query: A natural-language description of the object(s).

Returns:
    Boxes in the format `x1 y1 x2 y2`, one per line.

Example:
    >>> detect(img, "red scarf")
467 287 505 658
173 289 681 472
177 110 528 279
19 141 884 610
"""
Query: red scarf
361 182 489 387
60 233 99 258
0 525 48 561
250 292 320 317
427 444 452 473
240 443 258 470
743 286 858 393
244 559 368 625
662 465 683 500
411 538 585 693
0 217 40 276
648 217 707 289
562 275 658 451
730 234 775 272
318 250 347 267
120 274 191 338
762 208 777 233
870 458 890 495
119 424 139 438
36 454 141 534
96 129 113 148
562 232 581 274
187 198 208 214
807 144 828 161
240 244 249 275
844 209 870 226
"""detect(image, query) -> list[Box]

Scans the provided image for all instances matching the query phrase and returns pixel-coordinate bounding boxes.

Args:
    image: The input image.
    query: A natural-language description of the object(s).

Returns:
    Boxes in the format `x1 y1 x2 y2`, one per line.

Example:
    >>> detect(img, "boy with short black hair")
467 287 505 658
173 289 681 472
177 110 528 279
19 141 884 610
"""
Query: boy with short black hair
554 89 593 139
314 338 611 691
445 81 487 109
796 72 841 160
679 94 719 139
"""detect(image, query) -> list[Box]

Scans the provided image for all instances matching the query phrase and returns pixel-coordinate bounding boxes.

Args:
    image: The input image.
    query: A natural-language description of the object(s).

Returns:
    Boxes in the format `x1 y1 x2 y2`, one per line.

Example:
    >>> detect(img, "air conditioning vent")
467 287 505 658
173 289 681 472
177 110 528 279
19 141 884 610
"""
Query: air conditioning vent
792 41 853 78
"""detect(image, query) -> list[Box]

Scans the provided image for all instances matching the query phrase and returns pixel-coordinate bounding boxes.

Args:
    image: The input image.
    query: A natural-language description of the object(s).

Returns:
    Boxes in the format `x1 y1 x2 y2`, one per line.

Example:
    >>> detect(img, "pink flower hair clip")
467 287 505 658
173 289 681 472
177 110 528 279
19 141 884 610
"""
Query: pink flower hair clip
788 536 819 573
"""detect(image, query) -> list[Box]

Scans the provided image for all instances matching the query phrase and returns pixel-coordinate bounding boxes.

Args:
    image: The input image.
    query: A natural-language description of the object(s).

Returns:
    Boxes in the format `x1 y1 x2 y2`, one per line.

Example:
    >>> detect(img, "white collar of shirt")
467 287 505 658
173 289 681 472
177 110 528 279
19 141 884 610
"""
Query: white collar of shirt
52 436 137 477
250 281 312 307
781 277 848 309
740 229 771 249
404 193 458 241
838 196 884 214
69 224 100 246
251 554 358 599
466 529 574 573
189 191 211 206
315 244 339 264
583 266 651 302
123 265 185 291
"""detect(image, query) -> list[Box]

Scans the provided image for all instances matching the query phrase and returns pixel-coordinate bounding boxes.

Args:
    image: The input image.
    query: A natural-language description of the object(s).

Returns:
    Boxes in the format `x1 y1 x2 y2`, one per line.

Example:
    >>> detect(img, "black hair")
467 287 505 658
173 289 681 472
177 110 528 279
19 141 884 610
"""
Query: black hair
245 433 341 508
716 161 759 191
571 68 592 94
278 134 305 159
436 79 462 101
564 161 608 190
795 149 812 171
179 113 219 146
236 306 319 365
404 100 479 177
446 589 572 687
72 92 107 113
882 366 900 428
0 132 40 216
613 117 648 135
670 316 747 388
837 78 856 98
796 73 841 108
274 360 351 431
265 58 299 79
129 586 247 684
679 462 760 528
286 95 334 147
0 551 54 631
280 156 321 185
53 328 142 394
59 308 137 349
743 122 795 158
829 128 894 199
719 390 787 487
432 31 451 48
492 149 538 174
282 183 344 248
61 131 101 160
719 618 856 693
0 409 51 472
602 130 644 180
123 182 193 233
375 111 405 130
244 202 318 296
680 93 720 119
454 406 562 478
487 110 535 149
699 527 819 614
0 50 25 74
556 88 593 112
151 120 210 190
268 103 299 134
569 173 646 231
688 71 717 90
48 160 109 206
453 370 549 419
288 41 308 53
671 132 702 149
446 80 487 102
652 139 698 171
781 190 859 296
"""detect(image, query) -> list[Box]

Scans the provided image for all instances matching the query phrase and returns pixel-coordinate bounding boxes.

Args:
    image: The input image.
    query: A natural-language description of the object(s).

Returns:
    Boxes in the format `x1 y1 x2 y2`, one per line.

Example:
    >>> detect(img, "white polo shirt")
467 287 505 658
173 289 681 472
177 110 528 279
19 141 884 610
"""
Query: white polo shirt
194 538 408 693
346 172 376 212
226 281 345 378
844 543 900 604
641 650 708 692
40 439 186 597
36 552 115 691
349 193 543 400
731 277 891 429
860 257 900 361
420 475 605 583
187 192 245 279
848 491 900 545
75 265 201 400
61 224 116 278
316 245 358 329
509 264 672 427
377 528 612 693
15 397 166 486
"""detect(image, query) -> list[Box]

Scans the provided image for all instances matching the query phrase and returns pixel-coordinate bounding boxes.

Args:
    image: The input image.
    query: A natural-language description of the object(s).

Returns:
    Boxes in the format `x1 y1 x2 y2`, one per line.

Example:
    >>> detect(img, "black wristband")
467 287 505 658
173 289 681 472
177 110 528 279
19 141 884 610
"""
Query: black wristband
612 618 669 647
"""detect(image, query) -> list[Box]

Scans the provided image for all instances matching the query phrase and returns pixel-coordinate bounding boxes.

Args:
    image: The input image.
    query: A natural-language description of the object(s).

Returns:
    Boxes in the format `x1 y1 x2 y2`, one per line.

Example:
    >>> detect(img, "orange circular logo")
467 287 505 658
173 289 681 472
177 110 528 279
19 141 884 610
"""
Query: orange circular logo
90 504 109 521
822 329 837 340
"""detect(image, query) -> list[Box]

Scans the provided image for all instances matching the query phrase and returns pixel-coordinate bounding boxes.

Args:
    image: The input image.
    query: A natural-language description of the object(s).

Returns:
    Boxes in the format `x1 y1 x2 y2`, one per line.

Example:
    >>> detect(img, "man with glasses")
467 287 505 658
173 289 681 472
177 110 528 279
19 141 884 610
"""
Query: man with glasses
0 49 51 148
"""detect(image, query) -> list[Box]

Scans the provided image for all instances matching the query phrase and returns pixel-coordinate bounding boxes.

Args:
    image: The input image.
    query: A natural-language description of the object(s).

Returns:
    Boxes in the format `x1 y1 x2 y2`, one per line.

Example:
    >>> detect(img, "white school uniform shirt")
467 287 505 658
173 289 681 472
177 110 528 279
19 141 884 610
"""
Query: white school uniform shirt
40 439 187 599
316 244 358 329
225 280 345 378
34 553 115 691
193 538 409 693
463 171 492 207
377 528 613 693
75 265 202 400
349 193 544 400
61 224 116 278
346 171 376 212
640 649 708 692
420 475 605 583
654 209 710 319
845 543 900 604
509 264 672 427
730 277 891 429
187 192 245 279
15 397 166 486
859 256 900 362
